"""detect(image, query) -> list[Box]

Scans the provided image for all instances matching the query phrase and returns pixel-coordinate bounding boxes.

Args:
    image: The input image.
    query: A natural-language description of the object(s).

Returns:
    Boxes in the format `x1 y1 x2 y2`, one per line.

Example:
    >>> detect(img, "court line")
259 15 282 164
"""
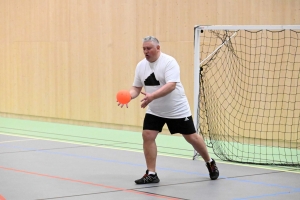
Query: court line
1 132 299 174
0 138 36 144
0 166 182 200
233 190 300 200
1 142 300 192
1 139 300 199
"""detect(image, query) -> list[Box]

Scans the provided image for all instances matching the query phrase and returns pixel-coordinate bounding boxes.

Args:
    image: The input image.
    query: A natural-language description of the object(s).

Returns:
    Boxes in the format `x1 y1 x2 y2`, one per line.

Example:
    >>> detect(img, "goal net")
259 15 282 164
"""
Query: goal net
193 25 300 167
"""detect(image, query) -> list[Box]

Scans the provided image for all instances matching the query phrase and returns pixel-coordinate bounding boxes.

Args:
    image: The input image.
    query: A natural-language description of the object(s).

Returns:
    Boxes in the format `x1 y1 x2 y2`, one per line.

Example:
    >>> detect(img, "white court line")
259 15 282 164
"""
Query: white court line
0 133 37 144
0 138 37 144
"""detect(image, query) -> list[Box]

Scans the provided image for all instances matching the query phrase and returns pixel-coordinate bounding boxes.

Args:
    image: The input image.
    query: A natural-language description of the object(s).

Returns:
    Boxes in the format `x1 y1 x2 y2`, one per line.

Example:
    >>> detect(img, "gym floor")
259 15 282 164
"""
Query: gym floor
0 117 300 200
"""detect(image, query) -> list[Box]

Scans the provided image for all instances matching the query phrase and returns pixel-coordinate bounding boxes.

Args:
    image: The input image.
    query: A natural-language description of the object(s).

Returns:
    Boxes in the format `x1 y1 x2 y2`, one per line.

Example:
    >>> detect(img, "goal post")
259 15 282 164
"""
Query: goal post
193 25 300 167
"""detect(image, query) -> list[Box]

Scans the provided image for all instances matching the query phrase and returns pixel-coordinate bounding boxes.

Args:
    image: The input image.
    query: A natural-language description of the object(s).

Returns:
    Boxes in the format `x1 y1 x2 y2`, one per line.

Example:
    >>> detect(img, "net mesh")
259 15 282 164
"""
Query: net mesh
198 29 300 167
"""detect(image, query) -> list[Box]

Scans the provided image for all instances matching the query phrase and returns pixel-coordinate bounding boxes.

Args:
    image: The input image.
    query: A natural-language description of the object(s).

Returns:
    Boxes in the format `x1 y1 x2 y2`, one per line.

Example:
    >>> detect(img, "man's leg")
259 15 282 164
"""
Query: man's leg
135 114 164 184
182 133 219 180
135 129 160 184
182 133 210 162
142 129 159 172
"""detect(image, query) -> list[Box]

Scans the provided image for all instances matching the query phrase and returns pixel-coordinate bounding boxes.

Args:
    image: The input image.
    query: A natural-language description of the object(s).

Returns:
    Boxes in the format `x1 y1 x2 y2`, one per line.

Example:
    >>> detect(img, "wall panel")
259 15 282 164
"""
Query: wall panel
0 0 299 132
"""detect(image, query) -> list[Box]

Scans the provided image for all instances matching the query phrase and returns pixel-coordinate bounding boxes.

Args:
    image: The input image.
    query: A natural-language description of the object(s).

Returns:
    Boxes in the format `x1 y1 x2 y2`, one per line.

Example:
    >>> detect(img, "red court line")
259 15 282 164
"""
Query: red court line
0 166 180 200
0 194 6 200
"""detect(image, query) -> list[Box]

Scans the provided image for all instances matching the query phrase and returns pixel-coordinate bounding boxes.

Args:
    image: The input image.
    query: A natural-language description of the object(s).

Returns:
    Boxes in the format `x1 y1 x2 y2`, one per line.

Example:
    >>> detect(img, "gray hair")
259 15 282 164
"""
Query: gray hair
143 36 160 45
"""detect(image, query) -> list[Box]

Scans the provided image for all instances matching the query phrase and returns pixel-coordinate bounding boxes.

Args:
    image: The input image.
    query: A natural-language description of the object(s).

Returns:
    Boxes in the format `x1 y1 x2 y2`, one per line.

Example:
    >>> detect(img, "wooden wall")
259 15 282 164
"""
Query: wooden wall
0 0 299 131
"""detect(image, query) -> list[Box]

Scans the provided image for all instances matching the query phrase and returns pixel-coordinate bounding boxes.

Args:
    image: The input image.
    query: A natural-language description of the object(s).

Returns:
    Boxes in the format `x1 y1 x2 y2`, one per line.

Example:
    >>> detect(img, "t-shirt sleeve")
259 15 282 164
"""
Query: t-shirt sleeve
132 63 143 87
165 59 180 83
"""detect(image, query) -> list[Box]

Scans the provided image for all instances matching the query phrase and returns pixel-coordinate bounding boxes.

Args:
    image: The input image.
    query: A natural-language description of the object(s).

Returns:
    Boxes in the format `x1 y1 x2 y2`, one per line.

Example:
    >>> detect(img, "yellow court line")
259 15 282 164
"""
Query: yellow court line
1 132 299 174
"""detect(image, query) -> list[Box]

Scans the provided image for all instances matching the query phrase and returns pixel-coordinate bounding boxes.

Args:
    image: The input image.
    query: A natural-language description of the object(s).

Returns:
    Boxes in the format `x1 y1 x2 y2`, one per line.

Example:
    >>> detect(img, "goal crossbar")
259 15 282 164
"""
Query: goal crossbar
195 25 300 30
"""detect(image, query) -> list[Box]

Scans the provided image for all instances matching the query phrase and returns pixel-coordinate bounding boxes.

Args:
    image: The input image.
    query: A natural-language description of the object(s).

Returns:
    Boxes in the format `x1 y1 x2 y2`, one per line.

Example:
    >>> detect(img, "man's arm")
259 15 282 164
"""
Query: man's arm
140 82 176 108
130 86 143 99
151 82 176 99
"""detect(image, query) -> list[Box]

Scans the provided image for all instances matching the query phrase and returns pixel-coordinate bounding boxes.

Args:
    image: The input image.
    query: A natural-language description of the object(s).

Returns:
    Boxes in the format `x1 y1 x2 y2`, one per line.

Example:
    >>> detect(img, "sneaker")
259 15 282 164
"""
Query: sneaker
206 159 219 180
135 170 160 184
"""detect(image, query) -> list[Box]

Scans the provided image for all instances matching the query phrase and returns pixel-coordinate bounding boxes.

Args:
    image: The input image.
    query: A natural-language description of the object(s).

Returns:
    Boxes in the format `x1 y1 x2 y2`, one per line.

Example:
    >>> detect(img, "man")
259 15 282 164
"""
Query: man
118 36 219 184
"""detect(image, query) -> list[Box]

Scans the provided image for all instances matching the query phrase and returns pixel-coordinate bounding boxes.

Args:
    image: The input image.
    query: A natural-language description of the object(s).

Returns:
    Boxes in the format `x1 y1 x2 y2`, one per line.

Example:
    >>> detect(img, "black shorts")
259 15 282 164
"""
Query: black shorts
143 113 196 135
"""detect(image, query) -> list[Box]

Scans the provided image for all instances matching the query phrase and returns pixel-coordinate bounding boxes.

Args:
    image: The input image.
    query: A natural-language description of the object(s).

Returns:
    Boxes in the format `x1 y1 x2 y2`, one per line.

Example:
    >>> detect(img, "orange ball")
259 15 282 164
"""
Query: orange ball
116 90 131 104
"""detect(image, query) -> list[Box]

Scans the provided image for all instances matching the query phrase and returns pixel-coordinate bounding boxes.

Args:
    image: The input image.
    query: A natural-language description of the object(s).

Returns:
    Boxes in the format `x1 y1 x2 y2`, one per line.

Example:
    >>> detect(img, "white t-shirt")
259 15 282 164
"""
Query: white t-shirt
133 52 191 118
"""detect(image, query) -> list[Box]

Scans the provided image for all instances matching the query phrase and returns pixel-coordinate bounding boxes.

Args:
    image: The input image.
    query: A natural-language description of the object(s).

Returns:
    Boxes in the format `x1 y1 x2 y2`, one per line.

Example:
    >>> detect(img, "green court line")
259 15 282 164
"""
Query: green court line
0 116 299 173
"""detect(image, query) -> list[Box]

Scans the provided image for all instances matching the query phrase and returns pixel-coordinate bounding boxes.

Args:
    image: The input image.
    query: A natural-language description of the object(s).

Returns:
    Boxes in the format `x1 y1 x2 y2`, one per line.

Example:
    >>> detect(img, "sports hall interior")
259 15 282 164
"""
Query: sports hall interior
0 1 299 200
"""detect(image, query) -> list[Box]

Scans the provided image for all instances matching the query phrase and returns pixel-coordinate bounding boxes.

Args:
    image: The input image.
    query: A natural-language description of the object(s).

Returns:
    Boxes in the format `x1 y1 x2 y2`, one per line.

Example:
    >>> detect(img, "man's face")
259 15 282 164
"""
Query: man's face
143 41 160 62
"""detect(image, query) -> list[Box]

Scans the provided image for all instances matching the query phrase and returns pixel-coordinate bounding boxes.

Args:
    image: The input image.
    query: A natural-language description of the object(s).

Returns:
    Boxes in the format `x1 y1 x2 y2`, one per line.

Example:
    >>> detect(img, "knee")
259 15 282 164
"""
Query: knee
142 130 157 142
183 133 198 143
